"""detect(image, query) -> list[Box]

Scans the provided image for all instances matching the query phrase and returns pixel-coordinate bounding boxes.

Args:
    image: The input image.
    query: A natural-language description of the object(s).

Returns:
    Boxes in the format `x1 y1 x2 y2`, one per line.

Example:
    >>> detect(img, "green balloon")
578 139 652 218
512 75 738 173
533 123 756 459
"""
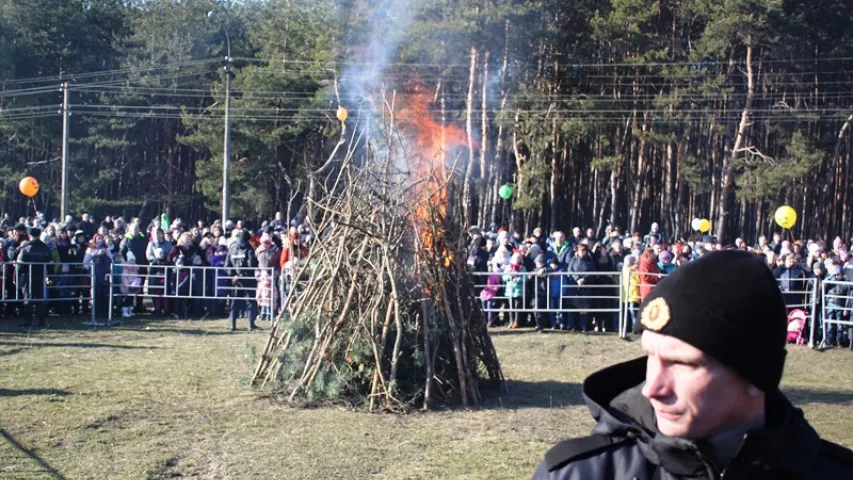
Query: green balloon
499 184 513 200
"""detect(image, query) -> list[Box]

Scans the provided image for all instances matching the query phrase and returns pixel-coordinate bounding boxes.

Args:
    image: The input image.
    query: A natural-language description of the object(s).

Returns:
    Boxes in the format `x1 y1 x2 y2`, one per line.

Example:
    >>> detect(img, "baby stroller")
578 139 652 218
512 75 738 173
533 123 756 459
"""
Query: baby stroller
786 309 809 346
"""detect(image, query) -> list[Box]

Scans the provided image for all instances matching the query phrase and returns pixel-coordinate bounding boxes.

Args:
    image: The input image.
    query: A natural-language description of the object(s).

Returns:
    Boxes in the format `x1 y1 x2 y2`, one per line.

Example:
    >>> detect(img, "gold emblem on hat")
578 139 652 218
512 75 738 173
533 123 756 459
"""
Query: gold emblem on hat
641 298 671 331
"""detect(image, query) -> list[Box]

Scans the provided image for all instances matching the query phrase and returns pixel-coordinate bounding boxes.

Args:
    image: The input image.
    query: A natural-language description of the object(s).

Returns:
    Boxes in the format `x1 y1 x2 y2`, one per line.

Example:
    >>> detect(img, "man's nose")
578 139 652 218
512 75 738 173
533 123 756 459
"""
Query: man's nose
641 358 672 400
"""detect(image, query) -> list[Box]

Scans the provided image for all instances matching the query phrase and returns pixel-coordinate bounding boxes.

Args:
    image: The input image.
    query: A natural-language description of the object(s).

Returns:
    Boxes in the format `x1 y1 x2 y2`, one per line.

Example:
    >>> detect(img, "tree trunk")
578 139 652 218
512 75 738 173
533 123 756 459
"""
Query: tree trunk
629 114 648 234
718 41 754 244
824 113 853 242
462 46 478 227
478 51 490 227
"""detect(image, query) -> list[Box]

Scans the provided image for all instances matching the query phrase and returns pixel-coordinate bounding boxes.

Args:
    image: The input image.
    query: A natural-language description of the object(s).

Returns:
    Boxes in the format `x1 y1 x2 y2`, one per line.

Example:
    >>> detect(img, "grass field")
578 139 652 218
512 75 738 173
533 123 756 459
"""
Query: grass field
1 317 853 479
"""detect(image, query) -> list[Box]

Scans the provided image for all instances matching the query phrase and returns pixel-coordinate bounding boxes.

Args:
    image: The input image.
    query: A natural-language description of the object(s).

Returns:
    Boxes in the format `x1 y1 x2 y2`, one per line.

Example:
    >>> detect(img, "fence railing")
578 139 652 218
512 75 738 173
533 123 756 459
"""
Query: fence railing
471 270 625 334
1 262 97 324
108 264 277 324
819 279 853 350
0 259 844 347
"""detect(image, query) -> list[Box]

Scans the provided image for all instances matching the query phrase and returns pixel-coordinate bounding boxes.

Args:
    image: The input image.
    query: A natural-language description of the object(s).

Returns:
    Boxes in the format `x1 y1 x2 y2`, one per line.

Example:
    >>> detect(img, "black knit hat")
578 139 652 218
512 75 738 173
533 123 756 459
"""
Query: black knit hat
637 250 788 392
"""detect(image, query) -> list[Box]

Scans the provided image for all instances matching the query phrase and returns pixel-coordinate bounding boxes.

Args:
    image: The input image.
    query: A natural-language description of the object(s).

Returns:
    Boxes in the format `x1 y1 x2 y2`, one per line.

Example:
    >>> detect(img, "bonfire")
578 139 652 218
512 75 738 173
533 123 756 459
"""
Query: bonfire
251 83 503 411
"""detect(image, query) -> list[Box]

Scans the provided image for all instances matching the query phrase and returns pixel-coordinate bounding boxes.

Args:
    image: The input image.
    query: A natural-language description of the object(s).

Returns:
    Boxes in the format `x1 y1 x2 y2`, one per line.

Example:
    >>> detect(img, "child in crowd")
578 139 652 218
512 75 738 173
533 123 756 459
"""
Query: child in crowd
502 253 528 329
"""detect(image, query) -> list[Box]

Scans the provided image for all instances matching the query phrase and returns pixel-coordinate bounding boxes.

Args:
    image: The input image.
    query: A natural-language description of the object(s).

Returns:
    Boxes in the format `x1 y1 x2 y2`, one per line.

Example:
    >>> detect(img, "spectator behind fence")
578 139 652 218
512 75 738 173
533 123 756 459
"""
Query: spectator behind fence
502 252 527 329
621 255 640 332
824 264 851 348
16 227 53 328
567 243 596 332
84 234 113 318
225 230 259 331
146 228 172 316
638 248 661 301
549 231 573 268
121 222 149 314
775 253 805 309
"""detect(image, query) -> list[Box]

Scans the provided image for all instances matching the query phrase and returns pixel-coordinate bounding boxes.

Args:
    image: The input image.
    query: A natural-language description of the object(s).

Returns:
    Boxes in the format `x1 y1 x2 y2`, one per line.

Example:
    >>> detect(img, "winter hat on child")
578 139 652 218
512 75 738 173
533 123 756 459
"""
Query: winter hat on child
637 250 788 393
659 251 673 262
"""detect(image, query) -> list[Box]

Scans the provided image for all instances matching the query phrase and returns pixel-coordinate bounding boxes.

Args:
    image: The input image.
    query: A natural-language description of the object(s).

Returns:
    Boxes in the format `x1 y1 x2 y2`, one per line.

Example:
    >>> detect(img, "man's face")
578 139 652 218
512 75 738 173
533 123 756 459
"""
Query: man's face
533 228 543 238
554 233 565 244
759 236 767 246
485 239 495 250
773 234 781 243
577 246 588 258
641 331 753 440
586 228 594 239
572 228 581 238
785 256 796 268
275 213 282 221
653 244 662 256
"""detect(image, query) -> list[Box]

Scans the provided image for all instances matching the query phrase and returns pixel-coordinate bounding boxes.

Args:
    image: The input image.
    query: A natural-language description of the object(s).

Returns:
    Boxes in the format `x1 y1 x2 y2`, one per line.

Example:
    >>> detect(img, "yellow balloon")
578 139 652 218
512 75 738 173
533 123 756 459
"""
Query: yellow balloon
336 106 348 123
698 218 711 233
775 205 797 229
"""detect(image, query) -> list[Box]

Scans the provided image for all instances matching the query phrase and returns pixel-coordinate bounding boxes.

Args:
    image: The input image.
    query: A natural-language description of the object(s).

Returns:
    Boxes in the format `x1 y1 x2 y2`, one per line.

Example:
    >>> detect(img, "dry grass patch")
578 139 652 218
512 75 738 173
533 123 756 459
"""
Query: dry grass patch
0 319 851 479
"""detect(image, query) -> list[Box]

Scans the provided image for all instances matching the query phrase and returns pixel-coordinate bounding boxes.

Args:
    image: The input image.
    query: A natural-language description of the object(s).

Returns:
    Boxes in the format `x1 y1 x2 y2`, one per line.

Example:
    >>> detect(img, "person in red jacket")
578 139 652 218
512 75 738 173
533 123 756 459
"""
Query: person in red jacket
638 248 662 300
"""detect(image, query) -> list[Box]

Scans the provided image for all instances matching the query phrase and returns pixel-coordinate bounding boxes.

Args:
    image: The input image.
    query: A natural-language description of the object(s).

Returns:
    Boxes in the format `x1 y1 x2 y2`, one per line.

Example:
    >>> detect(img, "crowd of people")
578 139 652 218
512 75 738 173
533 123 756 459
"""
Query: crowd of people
466 222 853 347
0 212 309 330
2 211 852 345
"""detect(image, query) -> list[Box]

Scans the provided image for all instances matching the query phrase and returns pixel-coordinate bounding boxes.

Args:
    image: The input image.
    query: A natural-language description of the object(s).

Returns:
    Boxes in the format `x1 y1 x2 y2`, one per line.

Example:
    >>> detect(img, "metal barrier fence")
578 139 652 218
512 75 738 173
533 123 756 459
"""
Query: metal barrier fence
819 279 853 350
0 262 97 324
471 270 625 335
109 264 277 324
471 268 826 343
0 259 838 345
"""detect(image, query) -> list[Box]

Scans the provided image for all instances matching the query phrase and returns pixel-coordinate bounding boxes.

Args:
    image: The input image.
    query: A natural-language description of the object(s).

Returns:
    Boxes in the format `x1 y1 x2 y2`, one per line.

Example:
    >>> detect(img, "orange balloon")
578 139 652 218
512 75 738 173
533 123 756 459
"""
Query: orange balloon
19 176 39 197
336 106 348 123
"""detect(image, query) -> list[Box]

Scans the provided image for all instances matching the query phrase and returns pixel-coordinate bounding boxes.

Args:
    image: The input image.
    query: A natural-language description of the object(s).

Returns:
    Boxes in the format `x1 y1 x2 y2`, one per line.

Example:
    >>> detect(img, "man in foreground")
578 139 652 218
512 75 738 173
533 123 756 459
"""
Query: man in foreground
533 250 853 479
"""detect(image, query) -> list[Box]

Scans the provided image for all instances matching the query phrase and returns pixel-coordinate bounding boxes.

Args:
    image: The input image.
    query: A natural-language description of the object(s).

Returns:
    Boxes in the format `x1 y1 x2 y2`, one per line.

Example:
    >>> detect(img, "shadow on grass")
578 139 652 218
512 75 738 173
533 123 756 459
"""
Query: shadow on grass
123 326 256 336
0 388 71 397
488 328 620 337
481 380 585 410
0 341 158 350
0 428 67 479
783 387 853 406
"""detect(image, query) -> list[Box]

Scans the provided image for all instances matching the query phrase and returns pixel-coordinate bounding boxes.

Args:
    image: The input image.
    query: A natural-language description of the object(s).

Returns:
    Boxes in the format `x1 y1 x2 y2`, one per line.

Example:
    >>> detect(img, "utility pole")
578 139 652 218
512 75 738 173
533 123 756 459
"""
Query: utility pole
60 81 70 220
209 10 232 227
222 56 231 227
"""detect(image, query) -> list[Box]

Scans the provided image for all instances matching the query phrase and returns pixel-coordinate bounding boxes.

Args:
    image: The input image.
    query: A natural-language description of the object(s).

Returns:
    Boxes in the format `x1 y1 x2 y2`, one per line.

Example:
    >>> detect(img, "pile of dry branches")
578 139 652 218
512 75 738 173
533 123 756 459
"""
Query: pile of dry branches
251 125 503 411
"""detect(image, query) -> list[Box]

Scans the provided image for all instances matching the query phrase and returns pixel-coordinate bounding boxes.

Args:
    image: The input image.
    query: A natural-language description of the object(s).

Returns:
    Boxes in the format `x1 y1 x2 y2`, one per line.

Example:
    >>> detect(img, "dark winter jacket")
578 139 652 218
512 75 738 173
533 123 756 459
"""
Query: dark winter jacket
549 241 574 268
16 238 54 285
567 254 596 288
532 357 853 480
120 232 149 265
225 232 258 287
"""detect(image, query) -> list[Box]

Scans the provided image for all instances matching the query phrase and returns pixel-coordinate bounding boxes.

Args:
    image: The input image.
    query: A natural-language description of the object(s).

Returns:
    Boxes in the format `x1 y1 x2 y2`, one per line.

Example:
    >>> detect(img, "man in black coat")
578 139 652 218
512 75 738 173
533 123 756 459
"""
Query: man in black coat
533 251 853 479
224 230 259 331
16 227 54 327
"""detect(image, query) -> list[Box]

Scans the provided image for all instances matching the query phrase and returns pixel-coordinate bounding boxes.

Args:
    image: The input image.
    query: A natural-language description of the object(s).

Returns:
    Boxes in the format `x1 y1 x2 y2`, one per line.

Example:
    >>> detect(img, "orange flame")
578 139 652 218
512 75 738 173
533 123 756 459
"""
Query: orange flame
396 80 465 269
